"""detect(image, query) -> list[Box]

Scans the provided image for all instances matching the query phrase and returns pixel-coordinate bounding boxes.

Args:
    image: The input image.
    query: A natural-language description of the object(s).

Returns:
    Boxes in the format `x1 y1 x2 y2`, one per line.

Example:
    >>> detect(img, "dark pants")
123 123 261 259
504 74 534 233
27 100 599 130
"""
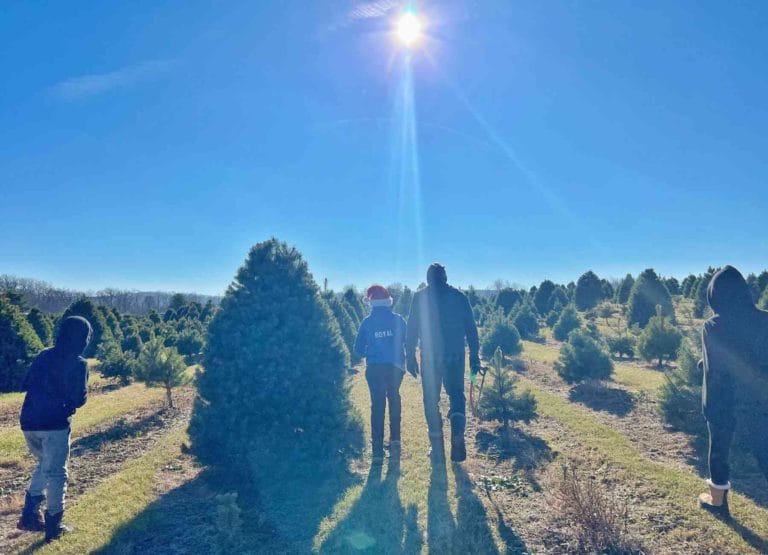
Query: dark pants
365 364 404 451
421 357 466 440
707 402 768 486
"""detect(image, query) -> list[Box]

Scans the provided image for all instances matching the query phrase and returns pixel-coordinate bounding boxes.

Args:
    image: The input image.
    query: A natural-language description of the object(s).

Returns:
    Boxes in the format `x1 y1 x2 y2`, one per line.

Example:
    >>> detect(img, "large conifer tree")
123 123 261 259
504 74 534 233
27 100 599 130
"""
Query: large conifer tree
189 239 361 534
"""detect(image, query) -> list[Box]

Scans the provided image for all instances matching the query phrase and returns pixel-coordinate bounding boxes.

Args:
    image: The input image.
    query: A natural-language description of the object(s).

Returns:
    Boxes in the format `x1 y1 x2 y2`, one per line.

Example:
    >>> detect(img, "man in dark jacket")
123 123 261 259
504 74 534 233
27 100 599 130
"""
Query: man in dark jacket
698 266 768 516
406 263 480 463
354 285 408 463
18 316 91 542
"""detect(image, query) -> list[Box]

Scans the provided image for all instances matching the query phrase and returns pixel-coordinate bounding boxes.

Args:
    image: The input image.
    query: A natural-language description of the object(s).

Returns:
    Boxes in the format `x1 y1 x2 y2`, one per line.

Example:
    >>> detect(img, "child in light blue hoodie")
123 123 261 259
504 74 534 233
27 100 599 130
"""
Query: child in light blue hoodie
354 285 407 463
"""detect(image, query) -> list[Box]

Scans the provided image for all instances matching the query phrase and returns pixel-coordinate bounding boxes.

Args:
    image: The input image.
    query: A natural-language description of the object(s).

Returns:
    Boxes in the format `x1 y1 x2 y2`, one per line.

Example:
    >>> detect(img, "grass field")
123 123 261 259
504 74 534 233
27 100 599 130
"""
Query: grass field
2 317 767 553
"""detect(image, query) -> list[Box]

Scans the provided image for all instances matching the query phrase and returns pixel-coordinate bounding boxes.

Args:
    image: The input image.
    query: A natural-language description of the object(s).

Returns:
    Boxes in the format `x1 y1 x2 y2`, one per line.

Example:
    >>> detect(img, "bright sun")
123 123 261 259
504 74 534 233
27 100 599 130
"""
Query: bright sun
396 12 423 47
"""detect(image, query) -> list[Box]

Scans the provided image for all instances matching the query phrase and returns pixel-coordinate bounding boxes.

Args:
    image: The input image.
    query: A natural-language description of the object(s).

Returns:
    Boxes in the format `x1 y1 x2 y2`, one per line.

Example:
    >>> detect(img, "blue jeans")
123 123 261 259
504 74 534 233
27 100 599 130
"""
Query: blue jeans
24 429 71 514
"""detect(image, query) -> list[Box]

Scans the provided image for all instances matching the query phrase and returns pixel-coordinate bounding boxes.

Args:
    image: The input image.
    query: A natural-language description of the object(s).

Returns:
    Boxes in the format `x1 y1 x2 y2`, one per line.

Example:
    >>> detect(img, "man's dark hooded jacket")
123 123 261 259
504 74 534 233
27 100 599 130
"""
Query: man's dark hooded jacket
406 270 480 366
20 316 91 431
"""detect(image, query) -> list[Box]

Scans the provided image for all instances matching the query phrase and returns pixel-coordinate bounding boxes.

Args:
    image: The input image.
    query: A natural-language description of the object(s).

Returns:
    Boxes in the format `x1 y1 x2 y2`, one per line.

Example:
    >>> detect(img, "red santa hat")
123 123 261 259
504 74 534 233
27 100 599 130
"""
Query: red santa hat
366 285 393 307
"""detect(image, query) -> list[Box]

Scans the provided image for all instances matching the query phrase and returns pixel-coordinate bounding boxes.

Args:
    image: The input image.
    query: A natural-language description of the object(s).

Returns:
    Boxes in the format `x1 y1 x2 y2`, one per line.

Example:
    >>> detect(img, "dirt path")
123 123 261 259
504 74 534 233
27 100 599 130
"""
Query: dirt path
0 388 194 554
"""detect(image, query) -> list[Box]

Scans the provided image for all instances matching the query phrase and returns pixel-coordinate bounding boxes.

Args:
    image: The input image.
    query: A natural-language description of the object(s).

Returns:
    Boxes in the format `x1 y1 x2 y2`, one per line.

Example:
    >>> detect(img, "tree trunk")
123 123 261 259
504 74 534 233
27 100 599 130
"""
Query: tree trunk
166 386 174 409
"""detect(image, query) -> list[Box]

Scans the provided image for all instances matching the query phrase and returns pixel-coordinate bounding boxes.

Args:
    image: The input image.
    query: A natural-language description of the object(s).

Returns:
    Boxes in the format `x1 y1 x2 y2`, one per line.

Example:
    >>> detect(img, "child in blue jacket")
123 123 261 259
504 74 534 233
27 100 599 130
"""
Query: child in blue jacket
354 285 408 463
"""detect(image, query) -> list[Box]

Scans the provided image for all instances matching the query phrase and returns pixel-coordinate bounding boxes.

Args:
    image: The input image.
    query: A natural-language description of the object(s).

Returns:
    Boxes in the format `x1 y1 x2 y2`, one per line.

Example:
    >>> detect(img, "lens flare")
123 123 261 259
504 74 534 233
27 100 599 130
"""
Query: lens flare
396 12 423 47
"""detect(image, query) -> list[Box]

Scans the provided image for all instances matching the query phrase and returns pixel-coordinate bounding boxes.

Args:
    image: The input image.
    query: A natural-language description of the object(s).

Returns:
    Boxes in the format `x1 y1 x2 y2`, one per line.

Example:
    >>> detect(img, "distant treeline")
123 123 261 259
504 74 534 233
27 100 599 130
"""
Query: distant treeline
0 275 221 315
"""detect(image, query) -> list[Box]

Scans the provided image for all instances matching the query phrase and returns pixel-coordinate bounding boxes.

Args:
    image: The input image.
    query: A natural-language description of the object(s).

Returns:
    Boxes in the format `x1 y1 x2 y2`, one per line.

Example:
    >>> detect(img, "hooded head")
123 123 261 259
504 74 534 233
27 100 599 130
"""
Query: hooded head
707 265 754 318
56 316 92 356
426 263 448 288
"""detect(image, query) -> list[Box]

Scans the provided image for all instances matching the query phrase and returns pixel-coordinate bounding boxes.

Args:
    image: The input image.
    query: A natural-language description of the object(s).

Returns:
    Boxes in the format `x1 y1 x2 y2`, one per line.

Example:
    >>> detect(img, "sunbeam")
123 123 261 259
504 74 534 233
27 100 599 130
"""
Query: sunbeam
391 51 424 284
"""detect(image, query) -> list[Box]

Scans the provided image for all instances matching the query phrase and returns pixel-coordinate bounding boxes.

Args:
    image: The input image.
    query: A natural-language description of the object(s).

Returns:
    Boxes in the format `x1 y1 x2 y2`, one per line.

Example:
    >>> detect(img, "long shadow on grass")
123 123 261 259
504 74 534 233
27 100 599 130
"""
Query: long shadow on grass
427 463 524 554
475 426 553 491
69 408 171 456
95 468 289 554
454 464 526 554
319 457 421 553
568 383 635 417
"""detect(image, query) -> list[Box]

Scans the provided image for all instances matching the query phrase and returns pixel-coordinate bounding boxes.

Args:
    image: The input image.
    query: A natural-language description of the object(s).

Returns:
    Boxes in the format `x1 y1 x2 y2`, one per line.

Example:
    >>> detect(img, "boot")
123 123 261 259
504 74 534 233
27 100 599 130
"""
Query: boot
698 480 731 518
44 510 73 543
451 434 467 463
428 435 446 466
17 491 45 532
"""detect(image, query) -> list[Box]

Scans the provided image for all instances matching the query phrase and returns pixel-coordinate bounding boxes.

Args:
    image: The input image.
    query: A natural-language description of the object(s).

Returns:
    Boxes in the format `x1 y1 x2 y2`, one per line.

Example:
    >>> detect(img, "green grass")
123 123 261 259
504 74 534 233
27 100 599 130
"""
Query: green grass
518 376 768 553
523 339 665 395
16 427 188 554
0 383 164 464
314 370 503 554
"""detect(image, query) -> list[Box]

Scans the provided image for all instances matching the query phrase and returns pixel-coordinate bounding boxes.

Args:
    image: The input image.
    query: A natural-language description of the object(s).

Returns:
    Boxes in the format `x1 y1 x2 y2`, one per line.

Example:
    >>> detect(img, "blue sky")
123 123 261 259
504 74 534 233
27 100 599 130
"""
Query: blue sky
1 1 767 295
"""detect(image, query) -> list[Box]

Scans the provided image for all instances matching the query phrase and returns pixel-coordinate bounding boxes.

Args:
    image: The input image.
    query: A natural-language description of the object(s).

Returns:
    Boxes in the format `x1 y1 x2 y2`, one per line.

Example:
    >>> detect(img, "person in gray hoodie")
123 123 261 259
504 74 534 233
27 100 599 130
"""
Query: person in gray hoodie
17 316 91 542
698 266 768 516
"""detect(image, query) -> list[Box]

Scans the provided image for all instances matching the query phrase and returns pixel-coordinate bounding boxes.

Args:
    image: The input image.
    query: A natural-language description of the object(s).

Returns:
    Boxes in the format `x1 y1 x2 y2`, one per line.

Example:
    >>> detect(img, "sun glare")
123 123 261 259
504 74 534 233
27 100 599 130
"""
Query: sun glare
396 11 423 47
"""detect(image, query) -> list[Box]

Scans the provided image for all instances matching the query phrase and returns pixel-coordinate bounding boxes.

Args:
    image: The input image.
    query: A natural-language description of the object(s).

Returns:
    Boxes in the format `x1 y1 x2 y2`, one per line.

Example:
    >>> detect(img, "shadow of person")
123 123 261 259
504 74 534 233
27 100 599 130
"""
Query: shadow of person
427 464 455 553
319 458 421 554
704 506 768 553
568 383 635 417
475 427 553 491
452 464 502 554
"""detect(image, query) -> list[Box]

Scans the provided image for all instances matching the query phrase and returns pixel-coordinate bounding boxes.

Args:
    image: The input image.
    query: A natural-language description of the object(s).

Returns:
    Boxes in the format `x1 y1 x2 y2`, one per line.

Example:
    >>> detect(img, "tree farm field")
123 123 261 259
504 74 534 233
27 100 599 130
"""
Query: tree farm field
2 285 768 553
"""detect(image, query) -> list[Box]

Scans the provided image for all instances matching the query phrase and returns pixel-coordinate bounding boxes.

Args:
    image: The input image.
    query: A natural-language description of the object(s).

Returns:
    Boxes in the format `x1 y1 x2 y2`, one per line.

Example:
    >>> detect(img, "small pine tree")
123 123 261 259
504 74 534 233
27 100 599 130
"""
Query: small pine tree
615 274 635 304
0 297 44 391
495 288 525 315
606 335 635 359
121 333 144 356
481 319 522 358
574 271 603 310
512 301 539 340
553 305 581 341
545 307 561 328
479 347 537 429
664 277 681 296
27 308 54 346
757 270 768 297
325 294 360 365
104 309 123 342
342 287 367 322
134 338 189 408
96 341 135 385
637 306 682 368
534 280 557 315
175 329 205 358
554 330 614 384
169 293 188 312
693 269 716 318
681 274 697 298
626 268 675 328
62 297 113 357
659 340 705 435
